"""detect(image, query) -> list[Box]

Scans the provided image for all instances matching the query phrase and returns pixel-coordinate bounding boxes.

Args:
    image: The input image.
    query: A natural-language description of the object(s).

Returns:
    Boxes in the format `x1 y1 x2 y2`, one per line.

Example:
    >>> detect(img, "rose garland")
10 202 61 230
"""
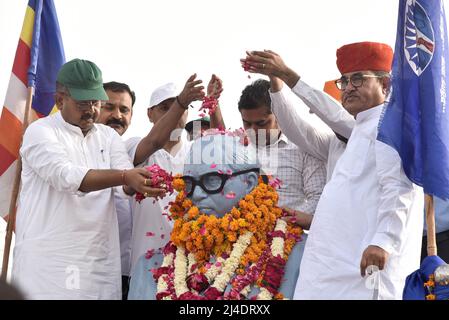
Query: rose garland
151 176 303 300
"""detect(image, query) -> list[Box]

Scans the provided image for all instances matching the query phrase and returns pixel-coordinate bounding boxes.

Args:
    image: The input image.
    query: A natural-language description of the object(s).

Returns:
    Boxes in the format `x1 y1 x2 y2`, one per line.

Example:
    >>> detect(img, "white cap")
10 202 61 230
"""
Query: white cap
149 82 177 108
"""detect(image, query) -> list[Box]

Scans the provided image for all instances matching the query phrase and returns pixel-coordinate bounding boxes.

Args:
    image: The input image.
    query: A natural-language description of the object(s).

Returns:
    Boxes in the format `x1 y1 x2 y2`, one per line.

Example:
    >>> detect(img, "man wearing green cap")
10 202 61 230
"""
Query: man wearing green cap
11 59 204 300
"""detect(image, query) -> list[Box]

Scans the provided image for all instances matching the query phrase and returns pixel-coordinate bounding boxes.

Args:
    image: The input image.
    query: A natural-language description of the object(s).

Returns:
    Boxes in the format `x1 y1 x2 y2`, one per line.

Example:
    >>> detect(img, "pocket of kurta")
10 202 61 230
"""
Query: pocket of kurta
335 136 371 178
97 147 112 169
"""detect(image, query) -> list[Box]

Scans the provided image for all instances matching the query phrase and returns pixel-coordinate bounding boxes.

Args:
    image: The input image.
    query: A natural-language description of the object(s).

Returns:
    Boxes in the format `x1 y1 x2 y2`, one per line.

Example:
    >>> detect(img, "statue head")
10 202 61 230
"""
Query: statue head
183 134 260 217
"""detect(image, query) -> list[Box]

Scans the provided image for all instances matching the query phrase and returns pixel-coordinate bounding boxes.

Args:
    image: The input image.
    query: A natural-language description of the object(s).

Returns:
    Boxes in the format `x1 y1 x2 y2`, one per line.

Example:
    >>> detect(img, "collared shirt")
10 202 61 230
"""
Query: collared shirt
13 112 133 300
256 134 326 214
128 137 192 272
270 80 354 181
272 80 423 299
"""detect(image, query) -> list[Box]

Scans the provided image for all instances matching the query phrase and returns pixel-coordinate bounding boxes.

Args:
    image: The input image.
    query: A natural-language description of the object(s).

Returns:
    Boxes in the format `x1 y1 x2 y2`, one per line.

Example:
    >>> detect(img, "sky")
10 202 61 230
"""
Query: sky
0 0 446 139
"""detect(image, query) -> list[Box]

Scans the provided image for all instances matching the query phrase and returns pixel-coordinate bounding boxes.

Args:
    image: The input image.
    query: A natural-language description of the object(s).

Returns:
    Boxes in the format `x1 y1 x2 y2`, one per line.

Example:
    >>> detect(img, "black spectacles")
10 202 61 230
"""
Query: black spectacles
334 73 383 91
183 168 260 197
60 92 106 110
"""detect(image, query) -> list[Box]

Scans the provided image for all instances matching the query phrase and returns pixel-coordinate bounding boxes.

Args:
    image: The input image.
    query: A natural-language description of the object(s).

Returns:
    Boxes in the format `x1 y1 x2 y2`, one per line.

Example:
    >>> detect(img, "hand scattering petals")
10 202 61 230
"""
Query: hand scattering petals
135 164 174 203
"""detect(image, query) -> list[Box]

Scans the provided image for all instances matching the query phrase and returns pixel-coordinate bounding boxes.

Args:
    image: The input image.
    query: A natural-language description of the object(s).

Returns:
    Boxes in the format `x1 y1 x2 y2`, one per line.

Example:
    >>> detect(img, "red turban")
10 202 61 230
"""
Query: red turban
336 42 393 74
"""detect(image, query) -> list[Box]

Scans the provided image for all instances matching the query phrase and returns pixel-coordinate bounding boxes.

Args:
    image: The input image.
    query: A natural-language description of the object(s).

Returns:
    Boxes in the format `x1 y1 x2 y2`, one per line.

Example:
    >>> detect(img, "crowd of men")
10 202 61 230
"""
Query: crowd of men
2 40 449 300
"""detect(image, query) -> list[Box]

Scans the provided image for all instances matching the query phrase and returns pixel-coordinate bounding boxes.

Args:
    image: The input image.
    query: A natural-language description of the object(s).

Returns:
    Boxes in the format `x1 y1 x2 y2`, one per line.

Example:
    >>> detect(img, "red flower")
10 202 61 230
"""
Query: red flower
199 96 219 116
156 291 171 300
269 230 285 239
151 266 174 281
262 256 286 295
135 164 174 202
145 249 155 259
178 292 206 300
204 287 223 300
186 273 209 292
163 242 177 255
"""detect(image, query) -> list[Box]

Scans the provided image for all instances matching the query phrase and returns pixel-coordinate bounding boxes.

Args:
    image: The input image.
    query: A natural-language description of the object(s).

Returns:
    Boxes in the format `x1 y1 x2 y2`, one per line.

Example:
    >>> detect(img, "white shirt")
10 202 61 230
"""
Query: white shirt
270 80 354 181
12 112 133 300
114 138 140 277
114 186 132 277
272 81 423 299
256 134 326 214
129 138 192 272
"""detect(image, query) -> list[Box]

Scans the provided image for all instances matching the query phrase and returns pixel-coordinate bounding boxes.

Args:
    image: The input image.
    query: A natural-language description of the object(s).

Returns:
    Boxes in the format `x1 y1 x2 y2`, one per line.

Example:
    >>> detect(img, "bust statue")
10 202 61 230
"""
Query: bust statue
128 133 303 300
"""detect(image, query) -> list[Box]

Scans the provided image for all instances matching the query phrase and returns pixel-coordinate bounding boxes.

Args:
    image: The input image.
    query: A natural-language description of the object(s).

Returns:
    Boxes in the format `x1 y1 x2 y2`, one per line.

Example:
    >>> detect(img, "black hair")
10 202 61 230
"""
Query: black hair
103 81 136 106
237 79 272 113
55 82 68 93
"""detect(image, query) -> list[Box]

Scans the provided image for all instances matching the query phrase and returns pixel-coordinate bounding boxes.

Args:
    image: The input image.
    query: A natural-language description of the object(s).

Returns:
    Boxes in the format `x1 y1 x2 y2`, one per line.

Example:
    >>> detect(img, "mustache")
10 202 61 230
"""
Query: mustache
343 93 359 102
81 114 94 121
106 118 124 127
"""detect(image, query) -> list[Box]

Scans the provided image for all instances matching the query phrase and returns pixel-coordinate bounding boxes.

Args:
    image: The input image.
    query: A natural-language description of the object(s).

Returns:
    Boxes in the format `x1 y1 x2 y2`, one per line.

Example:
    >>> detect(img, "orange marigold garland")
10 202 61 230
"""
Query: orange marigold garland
154 175 303 300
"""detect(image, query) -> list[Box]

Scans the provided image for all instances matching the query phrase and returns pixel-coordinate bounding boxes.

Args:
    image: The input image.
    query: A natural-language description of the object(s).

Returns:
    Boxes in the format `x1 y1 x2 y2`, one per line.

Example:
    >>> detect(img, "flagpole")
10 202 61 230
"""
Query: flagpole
1 86 34 281
425 194 437 256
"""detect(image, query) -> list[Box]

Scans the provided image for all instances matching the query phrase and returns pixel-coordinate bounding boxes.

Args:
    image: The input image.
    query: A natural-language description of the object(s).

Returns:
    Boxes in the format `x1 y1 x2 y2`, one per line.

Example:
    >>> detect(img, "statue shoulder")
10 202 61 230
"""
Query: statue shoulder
128 252 164 300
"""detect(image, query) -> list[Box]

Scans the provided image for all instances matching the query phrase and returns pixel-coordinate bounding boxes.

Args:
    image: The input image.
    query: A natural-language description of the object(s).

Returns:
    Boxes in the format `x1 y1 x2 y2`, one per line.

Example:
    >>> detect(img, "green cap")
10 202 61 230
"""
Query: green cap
57 58 108 101
185 116 211 132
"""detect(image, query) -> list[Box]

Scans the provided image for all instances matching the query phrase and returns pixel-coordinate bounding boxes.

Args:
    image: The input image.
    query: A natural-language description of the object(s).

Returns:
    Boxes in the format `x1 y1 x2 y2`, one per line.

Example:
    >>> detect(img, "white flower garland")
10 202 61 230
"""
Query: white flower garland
211 231 253 292
159 218 290 299
156 252 174 298
271 219 287 257
257 287 273 300
174 247 189 297
240 284 252 297
204 256 226 283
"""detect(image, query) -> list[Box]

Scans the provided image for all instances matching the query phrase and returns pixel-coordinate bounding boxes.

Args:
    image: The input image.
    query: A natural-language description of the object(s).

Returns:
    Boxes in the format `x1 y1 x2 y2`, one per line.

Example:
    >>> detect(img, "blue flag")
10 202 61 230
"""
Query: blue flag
378 0 449 200
28 0 66 116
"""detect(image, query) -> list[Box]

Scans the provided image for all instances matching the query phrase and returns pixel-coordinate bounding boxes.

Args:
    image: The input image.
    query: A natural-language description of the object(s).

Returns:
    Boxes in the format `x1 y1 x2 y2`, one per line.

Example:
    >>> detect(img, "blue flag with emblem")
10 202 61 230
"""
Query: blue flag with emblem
377 0 449 200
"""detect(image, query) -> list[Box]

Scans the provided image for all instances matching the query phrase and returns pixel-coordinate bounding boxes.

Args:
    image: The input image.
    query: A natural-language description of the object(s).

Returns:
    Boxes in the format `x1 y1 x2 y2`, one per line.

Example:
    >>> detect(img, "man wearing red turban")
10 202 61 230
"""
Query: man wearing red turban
242 42 424 300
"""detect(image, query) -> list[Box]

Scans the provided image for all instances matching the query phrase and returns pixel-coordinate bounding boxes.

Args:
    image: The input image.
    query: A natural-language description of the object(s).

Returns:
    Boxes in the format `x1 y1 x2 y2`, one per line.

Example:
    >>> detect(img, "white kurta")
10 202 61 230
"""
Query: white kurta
128 137 191 272
270 81 353 181
12 112 133 300
271 81 424 299
114 187 133 277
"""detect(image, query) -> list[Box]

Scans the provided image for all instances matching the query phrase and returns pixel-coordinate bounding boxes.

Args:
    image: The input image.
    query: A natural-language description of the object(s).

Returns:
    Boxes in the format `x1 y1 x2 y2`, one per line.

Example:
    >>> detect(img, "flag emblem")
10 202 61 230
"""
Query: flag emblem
404 0 435 76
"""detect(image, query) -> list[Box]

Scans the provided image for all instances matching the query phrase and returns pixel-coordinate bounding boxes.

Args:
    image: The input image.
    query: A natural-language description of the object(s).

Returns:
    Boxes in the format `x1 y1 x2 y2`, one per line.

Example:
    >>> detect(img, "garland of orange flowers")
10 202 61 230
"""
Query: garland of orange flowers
170 176 300 267
162 175 302 300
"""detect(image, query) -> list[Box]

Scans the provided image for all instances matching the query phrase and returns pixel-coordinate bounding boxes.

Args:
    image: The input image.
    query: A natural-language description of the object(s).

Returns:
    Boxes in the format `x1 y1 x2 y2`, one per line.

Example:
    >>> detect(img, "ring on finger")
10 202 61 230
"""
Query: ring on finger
144 192 150 197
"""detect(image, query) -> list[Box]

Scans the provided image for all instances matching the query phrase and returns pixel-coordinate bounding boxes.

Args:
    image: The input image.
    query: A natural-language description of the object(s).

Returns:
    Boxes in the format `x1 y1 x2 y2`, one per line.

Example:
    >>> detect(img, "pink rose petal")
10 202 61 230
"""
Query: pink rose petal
225 192 236 199
145 249 155 259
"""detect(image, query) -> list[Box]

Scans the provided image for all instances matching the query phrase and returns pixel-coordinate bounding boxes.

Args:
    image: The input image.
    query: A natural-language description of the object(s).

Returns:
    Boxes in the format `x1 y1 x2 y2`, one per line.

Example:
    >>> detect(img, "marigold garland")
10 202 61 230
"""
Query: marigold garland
153 175 303 300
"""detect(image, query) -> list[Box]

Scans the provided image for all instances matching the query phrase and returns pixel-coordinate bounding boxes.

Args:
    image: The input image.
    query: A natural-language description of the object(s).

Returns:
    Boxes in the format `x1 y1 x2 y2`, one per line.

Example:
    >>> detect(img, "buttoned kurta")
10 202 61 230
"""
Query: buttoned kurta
271 81 423 299
12 112 133 299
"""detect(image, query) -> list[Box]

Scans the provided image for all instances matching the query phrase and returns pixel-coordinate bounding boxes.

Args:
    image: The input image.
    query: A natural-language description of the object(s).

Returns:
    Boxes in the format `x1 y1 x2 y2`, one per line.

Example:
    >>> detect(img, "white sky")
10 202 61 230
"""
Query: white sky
0 0 448 139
